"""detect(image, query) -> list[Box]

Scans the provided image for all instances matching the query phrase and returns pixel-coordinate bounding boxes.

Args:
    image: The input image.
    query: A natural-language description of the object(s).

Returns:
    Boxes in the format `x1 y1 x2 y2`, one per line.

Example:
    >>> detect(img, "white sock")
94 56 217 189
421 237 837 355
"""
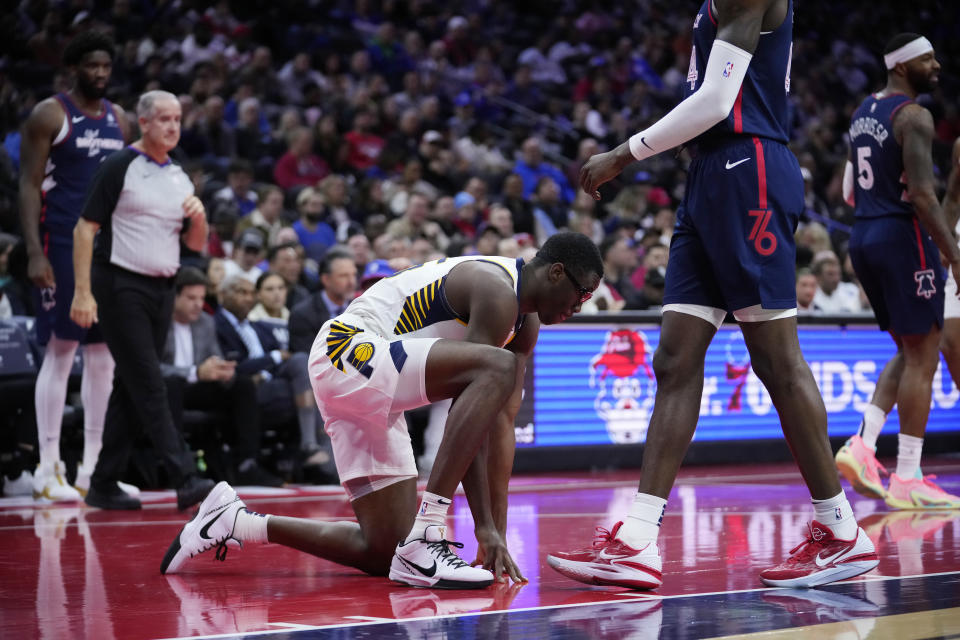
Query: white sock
617 493 667 548
35 337 79 469
896 434 923 479
233 508 270 543
406 491 451 542
80 344 114 471
812 491 858 540
858 404 886 450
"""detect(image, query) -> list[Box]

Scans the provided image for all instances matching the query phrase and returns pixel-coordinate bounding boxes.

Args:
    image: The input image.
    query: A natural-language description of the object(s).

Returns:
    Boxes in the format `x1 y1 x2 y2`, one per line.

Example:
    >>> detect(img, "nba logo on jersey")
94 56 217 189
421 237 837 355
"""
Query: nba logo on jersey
834 507 842 521
722 62 734 78
914 269 936 299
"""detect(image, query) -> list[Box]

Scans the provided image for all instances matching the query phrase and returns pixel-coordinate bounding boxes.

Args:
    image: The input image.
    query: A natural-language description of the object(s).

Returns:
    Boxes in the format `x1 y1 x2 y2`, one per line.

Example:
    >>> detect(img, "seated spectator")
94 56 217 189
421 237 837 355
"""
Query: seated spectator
162 268 281 487
473 224 502 256
343 108 386 174
234 184 289 247
249 271 290 350
514 136 575 203
224 229 265 284
499 173 536 237
531 177 565 236
345 231 373 274
796 268 818 313
635 267 666 310
385 191 449 251
317 174 362 240
288 250 358 354
601 235 642 309
273 126 330 190
266 242 311 310
358 259 395 295
811 251 862 313
384 159 439 215
234 96 275 169
204 257 226 314
216 276 323 467
277 52 328 105
213 159 258 217
292 187 337 265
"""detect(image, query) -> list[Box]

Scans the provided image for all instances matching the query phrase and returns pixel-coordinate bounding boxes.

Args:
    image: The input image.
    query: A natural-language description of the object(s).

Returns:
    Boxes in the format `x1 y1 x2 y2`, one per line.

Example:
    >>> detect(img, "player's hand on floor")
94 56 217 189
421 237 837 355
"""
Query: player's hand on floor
471 526 527 584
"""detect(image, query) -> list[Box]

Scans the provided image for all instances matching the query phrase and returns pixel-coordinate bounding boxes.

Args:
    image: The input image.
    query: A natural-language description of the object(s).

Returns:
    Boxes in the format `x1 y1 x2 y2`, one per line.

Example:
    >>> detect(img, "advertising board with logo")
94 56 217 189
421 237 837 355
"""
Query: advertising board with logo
515 323 958 447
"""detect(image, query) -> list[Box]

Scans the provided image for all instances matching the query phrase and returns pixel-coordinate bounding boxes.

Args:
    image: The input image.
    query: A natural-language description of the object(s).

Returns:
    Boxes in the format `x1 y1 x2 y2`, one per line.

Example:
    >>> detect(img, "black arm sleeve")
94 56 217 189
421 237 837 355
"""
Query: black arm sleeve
80 148 135 225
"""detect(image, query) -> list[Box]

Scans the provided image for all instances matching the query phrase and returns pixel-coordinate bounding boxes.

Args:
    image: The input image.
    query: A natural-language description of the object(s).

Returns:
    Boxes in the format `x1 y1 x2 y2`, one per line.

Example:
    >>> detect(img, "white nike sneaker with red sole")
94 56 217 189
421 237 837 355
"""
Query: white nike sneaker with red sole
759 520 878 588
389 525 494 589
160 481 245 575
546 521 662 590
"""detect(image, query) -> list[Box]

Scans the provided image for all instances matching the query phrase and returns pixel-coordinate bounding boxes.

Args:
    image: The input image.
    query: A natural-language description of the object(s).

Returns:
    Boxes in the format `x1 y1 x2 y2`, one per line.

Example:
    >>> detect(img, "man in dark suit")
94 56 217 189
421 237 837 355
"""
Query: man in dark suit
288 249 358 353
162 268 281 487
215 275 322 463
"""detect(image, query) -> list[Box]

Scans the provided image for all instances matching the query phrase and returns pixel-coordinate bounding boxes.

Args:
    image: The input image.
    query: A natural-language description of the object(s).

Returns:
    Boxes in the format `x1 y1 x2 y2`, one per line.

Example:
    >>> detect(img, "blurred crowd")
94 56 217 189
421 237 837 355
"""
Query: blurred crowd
1 0 959 322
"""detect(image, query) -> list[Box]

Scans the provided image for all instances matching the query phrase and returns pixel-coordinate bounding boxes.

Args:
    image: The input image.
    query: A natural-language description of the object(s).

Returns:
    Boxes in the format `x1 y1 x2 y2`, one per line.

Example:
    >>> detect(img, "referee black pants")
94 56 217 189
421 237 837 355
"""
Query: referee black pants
91 264 194 490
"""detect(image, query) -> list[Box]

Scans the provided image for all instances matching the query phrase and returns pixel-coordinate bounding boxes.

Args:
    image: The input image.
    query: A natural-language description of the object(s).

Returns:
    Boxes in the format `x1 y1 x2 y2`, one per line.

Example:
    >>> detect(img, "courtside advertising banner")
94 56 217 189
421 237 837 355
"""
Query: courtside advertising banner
516 324 958 447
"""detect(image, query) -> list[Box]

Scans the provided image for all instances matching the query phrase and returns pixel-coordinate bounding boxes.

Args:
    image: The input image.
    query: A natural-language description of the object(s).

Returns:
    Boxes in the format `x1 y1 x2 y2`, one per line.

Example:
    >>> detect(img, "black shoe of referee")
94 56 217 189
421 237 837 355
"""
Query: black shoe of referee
176 475 216 511
85 483 142 510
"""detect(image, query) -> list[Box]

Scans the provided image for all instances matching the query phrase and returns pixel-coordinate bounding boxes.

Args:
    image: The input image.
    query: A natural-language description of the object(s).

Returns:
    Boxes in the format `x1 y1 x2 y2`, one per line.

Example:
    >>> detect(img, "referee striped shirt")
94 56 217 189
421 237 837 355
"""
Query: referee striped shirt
81 147 194 277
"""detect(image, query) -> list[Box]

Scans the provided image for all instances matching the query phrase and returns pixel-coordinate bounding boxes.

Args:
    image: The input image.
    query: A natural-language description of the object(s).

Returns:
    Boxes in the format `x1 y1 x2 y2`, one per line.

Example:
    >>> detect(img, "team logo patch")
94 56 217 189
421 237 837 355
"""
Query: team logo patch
835 507 843 521
346 342 376 379
914 269 936 299
722 61 734 78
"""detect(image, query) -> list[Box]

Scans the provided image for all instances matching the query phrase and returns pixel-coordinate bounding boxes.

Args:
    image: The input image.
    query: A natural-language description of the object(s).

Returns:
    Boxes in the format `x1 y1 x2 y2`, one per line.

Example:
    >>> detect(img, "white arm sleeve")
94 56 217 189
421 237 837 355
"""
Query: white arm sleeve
842 160 855 206
628 40 753 161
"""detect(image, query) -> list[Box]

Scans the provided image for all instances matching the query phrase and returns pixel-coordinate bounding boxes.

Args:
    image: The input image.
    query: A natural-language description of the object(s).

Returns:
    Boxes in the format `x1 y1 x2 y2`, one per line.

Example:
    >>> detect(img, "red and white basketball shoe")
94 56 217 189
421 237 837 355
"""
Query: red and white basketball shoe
546 522 662 590
759 520 878 588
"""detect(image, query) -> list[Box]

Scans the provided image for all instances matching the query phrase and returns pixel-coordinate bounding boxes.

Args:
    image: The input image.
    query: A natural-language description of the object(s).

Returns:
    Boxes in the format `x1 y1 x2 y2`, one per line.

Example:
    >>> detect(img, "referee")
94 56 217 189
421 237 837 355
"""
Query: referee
70 90 215 510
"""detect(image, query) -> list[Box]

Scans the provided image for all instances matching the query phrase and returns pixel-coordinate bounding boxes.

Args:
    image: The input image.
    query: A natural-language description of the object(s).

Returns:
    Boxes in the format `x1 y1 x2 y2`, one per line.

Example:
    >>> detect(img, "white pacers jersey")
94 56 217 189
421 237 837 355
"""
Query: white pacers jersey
341 255 526 345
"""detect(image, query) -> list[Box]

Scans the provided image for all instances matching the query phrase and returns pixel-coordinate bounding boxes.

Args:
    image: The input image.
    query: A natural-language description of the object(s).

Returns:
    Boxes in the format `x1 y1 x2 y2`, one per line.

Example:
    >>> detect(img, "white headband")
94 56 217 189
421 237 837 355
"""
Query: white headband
884 36 933 69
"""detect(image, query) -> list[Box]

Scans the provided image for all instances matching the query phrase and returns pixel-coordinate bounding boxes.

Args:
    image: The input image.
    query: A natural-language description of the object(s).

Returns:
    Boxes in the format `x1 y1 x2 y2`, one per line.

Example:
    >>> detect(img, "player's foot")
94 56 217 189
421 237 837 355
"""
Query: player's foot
759 520 878 588
3 470 34 497
835 435 887 499
33 461 81 502
389 525 494 589
546 522 662 590
161 481 245 574
85 483 142 510
884 474 960 510
73 463 140 499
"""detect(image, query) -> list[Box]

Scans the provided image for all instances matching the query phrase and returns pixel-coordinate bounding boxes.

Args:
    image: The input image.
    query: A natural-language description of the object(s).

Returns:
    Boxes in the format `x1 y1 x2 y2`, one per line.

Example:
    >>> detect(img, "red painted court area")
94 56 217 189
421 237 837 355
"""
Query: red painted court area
2 460 959 639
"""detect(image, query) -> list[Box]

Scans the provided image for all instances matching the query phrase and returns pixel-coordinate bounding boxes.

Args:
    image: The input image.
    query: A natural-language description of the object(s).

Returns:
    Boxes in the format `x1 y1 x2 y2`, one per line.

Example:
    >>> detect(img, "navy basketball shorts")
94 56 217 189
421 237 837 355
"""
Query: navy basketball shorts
664 137 803 312
849 215 944 335
33 234 104 346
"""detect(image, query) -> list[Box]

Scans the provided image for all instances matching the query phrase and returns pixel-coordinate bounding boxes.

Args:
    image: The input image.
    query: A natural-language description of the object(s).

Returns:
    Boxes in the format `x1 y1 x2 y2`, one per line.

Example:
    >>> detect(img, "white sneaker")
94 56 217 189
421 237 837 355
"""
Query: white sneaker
160 481 245 574
73 463 141 499
3 470 34 496
389 525 494 589
33 461 82 502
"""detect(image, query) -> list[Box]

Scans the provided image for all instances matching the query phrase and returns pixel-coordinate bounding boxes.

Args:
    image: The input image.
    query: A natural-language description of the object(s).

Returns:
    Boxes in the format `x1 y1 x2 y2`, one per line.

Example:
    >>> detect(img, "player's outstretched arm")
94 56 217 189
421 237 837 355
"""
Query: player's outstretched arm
580 0 770 199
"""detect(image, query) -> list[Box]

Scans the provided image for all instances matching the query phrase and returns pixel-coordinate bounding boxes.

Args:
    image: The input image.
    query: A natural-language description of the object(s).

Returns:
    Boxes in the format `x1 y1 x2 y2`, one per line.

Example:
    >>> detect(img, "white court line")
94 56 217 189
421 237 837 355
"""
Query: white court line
156 569 960 640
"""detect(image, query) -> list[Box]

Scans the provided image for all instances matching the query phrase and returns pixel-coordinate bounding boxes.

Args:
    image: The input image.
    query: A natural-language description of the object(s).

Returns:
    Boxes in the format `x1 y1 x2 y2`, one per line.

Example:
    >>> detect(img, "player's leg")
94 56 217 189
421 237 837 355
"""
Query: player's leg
940 318 960 387
885 327 960 508
33 335 82 501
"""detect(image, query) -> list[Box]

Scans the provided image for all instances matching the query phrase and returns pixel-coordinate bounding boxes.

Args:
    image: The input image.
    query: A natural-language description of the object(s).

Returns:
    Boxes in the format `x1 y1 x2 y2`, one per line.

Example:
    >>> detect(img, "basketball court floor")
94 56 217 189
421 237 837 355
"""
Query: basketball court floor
2 459 959 639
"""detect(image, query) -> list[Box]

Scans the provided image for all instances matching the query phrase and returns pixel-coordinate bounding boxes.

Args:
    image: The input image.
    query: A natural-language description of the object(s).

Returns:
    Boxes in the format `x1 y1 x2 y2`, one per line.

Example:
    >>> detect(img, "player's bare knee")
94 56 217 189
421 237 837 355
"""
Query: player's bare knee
652 344 697 386
481 349 518 394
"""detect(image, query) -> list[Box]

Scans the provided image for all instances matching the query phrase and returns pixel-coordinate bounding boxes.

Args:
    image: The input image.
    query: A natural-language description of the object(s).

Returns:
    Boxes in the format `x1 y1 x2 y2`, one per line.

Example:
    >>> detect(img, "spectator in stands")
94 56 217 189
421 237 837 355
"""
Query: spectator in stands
812 251 862 313
249 271 290 351
179 94 235 167
204 257 226 313
162 267 281 487
292 186 337 265
277 52 328 105
234 185 288 247
266 242 310 310
344 108 386 174
531 176 566 234
357 258 395 295
215 275 321 466
600 235 642 309
346 232 373 273
224 229 265 284
796 268 818 313
514 137 575 203
275 125 331 191
234 97 275 170
288 249 358 354
474 225 502 256
386 191 448 251
213 159 257 217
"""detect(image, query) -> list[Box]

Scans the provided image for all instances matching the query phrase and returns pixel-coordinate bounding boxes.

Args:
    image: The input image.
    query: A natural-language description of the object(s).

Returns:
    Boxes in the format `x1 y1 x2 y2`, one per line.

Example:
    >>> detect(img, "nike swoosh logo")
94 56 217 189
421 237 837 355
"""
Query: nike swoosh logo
640 137 654 151
400 556 437 577
725 158 751 169
814 548 848 567
598 549 634 561
72 116 85 123
198 501 234 539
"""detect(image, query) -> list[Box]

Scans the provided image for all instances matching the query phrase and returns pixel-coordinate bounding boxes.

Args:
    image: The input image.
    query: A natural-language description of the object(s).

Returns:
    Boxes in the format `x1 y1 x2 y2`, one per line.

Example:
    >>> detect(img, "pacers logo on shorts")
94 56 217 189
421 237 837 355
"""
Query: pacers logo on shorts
346 342 376 378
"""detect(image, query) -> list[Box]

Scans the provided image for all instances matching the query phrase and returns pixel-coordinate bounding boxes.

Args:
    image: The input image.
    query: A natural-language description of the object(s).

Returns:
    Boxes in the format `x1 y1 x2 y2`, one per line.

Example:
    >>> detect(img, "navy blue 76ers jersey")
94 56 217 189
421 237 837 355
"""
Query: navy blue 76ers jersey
686 0 793 144
41 93 125 238
848 94 915 219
